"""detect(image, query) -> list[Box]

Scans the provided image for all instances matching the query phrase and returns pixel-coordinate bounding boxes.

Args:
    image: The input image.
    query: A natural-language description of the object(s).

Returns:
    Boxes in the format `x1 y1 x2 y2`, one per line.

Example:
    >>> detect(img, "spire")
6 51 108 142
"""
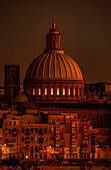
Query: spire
52 17 56 30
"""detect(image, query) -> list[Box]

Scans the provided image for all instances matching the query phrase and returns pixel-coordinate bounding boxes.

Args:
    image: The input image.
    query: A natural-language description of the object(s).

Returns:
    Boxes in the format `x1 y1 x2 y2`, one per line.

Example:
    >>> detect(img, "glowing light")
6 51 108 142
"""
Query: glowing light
33 88 35 95
65 115 70 119
57 88 59 95
26 155 28 159
4 144 6 147
63 88 65 95
68 88 71 95
38 88 41 95
71 115 74 119
73 88 76 95
51 88 53 95
44 88 47 95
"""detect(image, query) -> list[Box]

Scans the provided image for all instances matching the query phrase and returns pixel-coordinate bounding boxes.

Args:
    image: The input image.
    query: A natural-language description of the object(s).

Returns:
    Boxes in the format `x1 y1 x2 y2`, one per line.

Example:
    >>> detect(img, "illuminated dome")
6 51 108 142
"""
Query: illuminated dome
24 18 84 103
25 52 83 81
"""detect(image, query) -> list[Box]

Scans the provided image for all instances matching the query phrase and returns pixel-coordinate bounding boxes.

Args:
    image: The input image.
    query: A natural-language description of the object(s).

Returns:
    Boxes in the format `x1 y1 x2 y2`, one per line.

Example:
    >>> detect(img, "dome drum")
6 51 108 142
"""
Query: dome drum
24 81 84 103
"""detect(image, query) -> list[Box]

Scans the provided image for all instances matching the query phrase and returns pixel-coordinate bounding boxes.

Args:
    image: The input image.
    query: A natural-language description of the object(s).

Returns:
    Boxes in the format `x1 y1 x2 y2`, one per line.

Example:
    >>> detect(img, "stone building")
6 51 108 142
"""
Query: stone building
0 19 111 168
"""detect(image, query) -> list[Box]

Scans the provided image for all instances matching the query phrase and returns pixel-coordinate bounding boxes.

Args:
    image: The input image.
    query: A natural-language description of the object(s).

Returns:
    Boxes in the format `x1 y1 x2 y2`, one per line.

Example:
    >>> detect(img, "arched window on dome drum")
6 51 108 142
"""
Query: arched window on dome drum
68 88 71 95
73 88 76 96
38 88 41 96
44 88 47 95
51 88 54 95
63 88 66 96
33 88 35 96
57 88 60 96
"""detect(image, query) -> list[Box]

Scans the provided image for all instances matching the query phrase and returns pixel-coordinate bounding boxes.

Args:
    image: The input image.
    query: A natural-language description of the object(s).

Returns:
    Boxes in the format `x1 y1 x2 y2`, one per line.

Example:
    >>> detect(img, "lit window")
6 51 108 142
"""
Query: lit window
63 88 65 95
26 155 28 159
35 137 37 141
65 115 70 119
44 88 47 95
33 88 35 95
57 88 60 95
73 88 76 96
51 88 53 95
68 88 71 95
38 88 41 95
71 115 74 119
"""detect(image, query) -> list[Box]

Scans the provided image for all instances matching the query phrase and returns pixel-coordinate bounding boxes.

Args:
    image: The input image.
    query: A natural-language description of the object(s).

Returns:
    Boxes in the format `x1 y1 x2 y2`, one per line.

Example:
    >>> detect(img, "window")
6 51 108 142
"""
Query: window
14 121 16 125
9 129 11 134
31 137 33 142
22 128 24 133
33 88 35 95
73 88 76 96
68 88 71 95
31 146 33 153
35 137 37 141
44 128 47 133
39 129 43 135
44 88 47 95
40 153 42 159
9 121 11 125
38 88 41 95
57 88 60 95
39 138 43 144
51 88 53 95
31 128 33 133
63 88 65 95
35 128 38 133
22 137 24 142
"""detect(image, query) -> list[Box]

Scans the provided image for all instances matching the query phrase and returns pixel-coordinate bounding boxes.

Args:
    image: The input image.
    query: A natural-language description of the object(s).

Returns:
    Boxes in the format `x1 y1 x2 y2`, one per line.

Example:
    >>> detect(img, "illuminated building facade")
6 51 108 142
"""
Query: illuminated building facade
0 19 111 169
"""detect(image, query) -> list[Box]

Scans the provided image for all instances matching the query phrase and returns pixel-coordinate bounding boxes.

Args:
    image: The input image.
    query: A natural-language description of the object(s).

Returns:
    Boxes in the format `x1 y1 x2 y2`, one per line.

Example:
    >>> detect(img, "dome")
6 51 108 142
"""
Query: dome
25 51 83 81
24 18 84 103
14 94 28 103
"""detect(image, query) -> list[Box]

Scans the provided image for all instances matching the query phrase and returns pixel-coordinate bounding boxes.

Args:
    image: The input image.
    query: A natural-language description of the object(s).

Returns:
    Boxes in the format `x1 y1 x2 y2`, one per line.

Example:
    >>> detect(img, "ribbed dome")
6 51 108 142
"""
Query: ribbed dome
25 51 83 81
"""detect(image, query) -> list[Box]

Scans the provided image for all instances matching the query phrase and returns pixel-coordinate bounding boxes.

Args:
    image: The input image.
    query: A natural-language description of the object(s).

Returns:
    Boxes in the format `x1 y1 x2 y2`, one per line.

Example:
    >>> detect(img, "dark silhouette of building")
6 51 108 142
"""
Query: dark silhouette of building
4 65 20 104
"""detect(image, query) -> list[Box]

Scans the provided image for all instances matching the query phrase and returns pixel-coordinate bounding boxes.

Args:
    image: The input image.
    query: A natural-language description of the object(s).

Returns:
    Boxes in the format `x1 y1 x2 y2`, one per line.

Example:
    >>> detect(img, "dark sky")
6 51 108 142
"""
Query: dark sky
0 0 111 85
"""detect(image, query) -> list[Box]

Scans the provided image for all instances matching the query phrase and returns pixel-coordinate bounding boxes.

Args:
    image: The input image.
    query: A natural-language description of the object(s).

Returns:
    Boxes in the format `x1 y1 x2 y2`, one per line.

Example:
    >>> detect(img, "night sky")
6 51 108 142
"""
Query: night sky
0 0 111 85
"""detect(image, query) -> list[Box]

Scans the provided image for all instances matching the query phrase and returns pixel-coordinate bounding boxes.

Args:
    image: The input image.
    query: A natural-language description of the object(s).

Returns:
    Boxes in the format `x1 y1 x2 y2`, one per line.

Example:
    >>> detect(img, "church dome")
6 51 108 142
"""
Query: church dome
25 51 83 81
24 18 84 103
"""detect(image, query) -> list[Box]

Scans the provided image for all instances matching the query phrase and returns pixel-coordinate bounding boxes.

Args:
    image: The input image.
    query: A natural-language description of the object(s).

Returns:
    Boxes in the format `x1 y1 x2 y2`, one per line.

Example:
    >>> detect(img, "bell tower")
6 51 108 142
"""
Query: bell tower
4 65 20 103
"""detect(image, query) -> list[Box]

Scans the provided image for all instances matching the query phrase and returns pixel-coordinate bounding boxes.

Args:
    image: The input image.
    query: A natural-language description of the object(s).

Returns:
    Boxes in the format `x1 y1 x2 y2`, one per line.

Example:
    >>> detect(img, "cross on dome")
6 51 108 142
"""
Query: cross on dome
52 17 56 30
